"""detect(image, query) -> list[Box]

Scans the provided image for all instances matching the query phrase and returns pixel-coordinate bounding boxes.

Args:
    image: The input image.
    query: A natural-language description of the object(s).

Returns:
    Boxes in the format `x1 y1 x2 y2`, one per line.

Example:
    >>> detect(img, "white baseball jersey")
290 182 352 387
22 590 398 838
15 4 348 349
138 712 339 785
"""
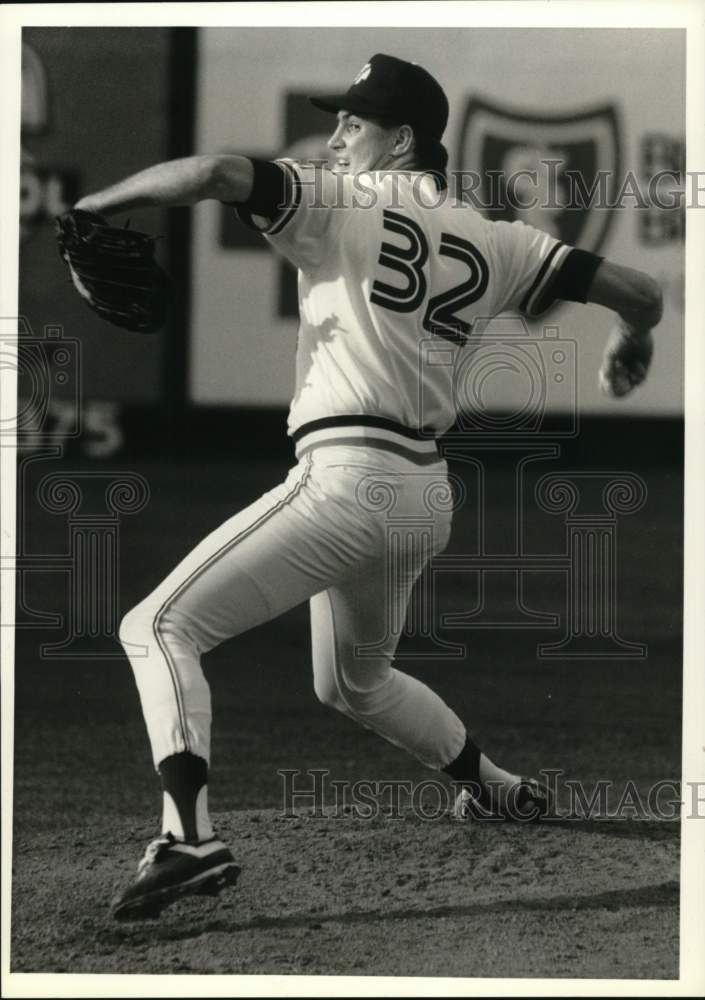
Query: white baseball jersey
240 161 571 446
126 164 577 790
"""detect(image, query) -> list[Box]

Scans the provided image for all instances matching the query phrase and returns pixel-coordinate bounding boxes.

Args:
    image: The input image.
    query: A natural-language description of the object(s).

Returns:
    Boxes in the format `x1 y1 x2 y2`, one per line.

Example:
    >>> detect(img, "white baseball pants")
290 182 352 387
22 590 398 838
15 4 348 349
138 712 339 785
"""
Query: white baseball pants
118 444 467 772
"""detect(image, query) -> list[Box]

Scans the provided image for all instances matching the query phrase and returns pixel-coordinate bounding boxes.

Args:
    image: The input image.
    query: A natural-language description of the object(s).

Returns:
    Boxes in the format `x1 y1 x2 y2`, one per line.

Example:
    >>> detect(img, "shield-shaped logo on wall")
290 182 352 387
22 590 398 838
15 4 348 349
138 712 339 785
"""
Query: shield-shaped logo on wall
457 97 621 254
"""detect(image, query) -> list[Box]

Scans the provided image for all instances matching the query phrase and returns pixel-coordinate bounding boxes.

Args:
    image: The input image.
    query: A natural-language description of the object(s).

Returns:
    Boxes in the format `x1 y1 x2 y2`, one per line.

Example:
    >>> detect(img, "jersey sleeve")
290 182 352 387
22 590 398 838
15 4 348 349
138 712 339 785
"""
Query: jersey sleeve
234 159 343 272
490 219 573 318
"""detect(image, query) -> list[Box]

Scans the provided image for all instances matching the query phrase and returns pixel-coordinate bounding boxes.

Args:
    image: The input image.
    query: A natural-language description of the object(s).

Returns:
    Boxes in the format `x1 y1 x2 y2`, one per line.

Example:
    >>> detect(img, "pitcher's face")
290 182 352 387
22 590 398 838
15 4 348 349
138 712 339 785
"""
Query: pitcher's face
327 111 399 174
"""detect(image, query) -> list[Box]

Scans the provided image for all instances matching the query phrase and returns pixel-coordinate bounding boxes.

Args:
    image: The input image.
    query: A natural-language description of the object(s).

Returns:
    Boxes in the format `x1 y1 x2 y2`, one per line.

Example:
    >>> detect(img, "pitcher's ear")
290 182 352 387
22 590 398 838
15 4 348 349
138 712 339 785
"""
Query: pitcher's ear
393 124 415 156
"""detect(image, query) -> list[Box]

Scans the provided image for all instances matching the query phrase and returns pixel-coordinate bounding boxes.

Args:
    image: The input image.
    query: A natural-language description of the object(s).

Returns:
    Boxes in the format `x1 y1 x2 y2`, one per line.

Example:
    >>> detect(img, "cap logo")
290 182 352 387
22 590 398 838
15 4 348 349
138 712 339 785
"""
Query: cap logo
352 62 372 85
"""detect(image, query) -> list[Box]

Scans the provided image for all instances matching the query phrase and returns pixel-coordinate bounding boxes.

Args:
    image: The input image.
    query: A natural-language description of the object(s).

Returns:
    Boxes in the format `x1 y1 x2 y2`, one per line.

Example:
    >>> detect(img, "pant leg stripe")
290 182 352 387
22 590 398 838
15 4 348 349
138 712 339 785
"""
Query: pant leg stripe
323 589 360 722
151 456 313 753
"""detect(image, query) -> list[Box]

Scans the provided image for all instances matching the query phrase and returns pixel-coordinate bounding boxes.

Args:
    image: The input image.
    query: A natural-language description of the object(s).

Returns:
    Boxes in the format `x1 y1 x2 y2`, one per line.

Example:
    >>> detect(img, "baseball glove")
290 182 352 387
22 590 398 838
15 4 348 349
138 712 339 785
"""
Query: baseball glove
55 209 172 334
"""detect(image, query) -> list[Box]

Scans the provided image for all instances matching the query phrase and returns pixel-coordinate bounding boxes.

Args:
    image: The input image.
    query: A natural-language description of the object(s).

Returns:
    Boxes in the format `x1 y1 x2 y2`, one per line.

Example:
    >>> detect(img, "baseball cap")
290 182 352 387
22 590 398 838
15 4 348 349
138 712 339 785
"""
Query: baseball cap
309 54 449 141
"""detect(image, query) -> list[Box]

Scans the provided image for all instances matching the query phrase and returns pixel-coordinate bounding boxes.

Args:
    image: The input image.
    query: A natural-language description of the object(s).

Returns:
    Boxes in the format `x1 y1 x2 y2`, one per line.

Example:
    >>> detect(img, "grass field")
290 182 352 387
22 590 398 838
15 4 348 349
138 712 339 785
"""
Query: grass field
11 444 683 977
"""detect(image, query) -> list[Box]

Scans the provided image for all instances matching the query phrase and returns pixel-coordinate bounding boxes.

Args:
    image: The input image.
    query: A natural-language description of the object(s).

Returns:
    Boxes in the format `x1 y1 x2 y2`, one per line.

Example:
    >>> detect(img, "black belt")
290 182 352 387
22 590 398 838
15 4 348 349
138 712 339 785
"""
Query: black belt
292 415 441 465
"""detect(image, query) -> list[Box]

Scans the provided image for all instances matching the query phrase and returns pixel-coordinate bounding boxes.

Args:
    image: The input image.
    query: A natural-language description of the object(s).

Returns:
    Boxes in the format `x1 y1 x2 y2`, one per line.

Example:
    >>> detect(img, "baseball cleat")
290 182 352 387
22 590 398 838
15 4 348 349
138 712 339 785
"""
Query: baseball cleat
111 831 240 921
453 776 554 822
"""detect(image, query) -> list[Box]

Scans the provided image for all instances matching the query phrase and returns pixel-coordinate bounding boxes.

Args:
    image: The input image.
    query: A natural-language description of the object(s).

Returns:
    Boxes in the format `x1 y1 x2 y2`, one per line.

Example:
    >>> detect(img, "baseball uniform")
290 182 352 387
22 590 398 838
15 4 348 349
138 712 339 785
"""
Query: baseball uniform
119 162 574 778
108 53 617 918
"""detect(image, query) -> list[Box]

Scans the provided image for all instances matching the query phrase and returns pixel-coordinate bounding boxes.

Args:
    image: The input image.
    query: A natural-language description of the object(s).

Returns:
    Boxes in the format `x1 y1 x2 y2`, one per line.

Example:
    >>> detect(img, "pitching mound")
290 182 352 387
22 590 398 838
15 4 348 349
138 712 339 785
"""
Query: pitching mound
11 809 678 978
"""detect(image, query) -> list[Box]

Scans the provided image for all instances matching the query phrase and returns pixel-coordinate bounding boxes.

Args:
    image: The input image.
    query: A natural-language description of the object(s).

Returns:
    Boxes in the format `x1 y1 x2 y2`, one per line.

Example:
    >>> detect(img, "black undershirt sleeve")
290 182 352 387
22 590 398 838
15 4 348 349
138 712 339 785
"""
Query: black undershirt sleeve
246 158 292 217
222 158 292 222
552 247 604 304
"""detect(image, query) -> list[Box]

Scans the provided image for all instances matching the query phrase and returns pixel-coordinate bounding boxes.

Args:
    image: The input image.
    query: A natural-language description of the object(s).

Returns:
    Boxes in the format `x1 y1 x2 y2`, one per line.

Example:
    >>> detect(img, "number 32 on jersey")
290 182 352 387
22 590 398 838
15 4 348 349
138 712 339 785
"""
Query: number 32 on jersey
370 209 489 347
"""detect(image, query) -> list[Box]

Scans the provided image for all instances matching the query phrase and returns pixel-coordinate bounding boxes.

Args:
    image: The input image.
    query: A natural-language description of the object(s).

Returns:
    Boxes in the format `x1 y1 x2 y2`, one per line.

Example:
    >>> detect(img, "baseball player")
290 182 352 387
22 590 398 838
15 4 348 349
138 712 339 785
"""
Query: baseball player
71 54 662 920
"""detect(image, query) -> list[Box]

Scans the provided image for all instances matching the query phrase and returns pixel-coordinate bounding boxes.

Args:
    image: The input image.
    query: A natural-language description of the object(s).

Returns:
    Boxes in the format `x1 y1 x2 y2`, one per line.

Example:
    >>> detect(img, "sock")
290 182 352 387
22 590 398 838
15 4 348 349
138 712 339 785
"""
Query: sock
158 752 214 843
442 734 482 786
443 735 520 810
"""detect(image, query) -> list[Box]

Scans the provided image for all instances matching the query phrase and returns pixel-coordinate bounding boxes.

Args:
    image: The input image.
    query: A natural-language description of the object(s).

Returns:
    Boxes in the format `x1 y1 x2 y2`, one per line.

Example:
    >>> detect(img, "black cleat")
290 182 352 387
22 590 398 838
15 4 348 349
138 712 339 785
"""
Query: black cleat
111 832 240 921
513 776 554 820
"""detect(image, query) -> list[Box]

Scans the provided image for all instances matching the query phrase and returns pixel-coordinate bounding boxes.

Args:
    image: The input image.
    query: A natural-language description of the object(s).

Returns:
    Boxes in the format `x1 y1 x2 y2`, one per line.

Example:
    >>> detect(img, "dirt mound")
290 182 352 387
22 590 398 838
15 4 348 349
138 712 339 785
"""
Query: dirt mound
11 808 678 978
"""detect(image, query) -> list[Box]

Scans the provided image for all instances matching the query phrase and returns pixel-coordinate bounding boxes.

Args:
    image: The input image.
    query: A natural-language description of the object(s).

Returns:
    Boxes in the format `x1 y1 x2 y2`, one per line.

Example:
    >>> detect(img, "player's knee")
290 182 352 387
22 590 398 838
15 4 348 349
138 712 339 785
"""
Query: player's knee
120 598 209 660
118 601 153 648
313 659 393 715
312 671 343 711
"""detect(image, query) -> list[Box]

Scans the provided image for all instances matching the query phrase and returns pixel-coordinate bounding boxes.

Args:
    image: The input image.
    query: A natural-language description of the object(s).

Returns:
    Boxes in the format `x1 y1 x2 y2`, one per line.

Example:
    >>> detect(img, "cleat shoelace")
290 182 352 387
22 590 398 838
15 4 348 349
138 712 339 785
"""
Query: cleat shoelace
137 833 175 875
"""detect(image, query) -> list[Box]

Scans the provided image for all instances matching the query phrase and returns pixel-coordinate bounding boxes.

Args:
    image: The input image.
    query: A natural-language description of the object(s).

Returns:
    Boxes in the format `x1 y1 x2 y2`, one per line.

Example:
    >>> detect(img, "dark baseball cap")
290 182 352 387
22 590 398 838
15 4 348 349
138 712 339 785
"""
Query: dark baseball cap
309 53 449 141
